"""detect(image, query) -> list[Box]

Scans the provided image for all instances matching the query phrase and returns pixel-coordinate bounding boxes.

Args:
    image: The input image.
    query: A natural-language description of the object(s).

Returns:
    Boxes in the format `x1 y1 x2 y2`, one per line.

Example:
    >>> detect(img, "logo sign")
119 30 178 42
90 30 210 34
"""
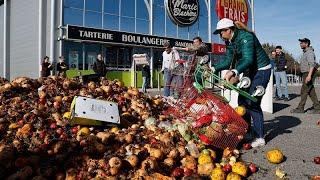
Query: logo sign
212 43 226 54
66 25 211 50
216 0 249 25
165 0 199 26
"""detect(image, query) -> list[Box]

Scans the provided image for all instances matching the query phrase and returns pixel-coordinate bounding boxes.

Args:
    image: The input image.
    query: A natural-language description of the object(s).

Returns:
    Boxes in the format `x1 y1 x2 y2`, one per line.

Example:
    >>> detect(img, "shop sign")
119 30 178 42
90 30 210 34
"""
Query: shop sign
68 51 79 69
133 54 149 65
212 43 226 54
165 0 199 26
67 25 211 50
216 0 249 25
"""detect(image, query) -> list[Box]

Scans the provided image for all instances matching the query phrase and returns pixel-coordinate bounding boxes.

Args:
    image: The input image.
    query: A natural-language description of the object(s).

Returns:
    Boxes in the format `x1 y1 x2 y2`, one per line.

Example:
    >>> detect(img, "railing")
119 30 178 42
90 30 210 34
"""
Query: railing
286 74 320 86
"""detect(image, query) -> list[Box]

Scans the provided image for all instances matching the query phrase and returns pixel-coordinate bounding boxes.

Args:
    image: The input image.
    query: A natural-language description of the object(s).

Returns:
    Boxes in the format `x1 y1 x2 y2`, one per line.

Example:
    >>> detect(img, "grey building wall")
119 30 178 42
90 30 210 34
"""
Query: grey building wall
0 5 4 77
9 0 39 79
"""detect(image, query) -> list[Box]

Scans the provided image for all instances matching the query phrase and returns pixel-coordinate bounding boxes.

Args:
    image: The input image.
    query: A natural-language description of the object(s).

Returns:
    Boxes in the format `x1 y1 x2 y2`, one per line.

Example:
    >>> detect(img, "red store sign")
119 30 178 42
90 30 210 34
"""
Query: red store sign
216 0 249 25
212 43 226 55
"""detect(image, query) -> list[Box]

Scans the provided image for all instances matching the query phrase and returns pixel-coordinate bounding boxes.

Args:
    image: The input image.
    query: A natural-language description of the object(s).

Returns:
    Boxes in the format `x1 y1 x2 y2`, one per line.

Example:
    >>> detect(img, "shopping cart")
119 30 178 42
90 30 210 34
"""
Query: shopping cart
163 52 250 149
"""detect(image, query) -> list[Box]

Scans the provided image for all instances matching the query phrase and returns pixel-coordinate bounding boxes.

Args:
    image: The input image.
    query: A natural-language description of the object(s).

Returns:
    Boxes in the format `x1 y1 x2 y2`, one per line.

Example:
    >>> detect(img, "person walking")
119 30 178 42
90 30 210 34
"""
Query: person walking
291 38 320 114
274 46 290 101
56 56 69 77
93 54 107 78
41 56 52 77
270 51 279 99
142 64 151 93
161 42 180 97
212 18 271 147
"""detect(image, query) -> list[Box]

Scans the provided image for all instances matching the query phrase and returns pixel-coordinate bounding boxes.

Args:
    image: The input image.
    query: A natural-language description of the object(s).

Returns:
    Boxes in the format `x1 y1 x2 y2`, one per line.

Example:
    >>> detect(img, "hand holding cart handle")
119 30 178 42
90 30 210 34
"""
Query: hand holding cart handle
193 65 258 102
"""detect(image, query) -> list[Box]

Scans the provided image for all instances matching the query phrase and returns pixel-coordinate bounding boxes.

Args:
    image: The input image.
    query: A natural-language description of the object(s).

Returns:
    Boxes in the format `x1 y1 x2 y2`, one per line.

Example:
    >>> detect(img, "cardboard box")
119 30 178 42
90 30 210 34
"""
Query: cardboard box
70 96 120 126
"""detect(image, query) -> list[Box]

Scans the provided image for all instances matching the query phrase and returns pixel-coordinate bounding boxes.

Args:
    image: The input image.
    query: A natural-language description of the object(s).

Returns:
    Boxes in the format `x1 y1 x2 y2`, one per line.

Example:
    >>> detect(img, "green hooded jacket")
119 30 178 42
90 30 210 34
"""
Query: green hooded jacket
214 28 270 74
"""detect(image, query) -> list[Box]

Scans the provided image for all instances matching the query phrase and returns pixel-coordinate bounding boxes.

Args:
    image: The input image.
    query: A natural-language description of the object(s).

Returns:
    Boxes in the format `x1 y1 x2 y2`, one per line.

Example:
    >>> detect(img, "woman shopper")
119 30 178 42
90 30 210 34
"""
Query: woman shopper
41 56 52 77
212 18 271 147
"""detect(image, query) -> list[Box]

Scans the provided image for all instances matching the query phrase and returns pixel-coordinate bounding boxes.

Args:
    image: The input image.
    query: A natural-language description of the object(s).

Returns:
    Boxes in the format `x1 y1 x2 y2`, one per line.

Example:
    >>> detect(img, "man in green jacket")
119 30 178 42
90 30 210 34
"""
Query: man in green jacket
212 18 271 147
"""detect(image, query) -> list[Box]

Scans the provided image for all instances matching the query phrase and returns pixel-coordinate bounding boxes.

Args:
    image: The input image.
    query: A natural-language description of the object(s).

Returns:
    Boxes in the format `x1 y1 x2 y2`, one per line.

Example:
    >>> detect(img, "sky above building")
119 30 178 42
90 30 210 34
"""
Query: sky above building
255 0 320 62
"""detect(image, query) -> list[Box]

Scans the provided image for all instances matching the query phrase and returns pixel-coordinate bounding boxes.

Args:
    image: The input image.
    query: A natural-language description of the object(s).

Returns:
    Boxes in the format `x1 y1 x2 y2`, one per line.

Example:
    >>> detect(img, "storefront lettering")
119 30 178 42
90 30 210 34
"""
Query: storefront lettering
166 0 199 26
173 0 198 17
79 30 113 40
67 25 211 50
122 34 169 46
216 0 249 25
175 41 193 47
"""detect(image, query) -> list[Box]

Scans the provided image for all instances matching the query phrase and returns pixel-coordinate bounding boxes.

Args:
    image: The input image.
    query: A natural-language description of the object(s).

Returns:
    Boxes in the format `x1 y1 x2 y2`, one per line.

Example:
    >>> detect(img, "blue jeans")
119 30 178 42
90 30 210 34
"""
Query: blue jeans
142 76 150 93
163 69 173 97
238 68 271 138
274 71 289 98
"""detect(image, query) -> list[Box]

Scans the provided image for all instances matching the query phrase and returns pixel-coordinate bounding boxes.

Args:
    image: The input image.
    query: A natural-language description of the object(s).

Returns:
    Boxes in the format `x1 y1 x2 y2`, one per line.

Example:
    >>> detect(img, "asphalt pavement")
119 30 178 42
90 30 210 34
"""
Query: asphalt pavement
146 86 320 179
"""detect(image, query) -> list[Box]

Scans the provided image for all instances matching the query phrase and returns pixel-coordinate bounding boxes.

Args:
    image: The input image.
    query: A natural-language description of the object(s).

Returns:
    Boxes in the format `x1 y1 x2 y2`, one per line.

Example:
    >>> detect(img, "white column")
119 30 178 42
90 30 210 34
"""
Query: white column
50 0 56 74
3 0 9 79
38 0 44 77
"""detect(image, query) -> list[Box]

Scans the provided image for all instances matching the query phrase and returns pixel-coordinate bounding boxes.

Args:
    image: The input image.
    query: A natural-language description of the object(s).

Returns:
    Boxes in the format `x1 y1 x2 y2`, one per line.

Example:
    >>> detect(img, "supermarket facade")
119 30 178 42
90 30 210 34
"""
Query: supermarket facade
0 0 252 86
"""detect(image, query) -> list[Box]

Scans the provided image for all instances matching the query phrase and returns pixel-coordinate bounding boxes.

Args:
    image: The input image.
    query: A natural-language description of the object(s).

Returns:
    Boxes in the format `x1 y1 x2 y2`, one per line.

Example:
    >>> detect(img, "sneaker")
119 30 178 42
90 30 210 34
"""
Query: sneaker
290 108 305 113
251 138 266 148
284 97 290 101
307 109 320 114
275 97 284 101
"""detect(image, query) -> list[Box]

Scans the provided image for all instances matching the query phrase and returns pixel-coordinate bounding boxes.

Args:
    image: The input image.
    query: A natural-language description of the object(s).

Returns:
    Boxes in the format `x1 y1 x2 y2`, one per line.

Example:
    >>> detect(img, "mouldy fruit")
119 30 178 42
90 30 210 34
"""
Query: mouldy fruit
226 172 242 180
235 106 246 116
210 167 226 180
197 163 214 176
232 162 248 177
266 149 284 164
198 153 212 165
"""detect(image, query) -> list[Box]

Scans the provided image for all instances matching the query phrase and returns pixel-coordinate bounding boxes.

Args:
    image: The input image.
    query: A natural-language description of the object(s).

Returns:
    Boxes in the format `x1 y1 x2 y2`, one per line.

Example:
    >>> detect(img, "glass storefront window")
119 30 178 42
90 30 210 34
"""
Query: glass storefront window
104 0 119 15
121 17 135 32
64 7 83 26
118 47 132 68
85 0 102 12
64 41 83 70
105 46 132 69
136 0 149 20
85 43 102 70
199 16 208 41
104 14 119 30
136 19 149 34
166 15 177 38
64 0 84 9
178 26 189 40
85 11 102 28
105 46 118 67
153 5 165 36
121 0 135 17
189 23 199 40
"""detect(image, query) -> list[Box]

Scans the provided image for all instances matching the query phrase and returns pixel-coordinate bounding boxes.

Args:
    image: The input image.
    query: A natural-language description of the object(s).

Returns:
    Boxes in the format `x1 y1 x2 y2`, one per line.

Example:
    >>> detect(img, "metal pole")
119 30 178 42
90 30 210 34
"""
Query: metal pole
3 0 8 79
38 0 44 77
59 0 63 57
251 0 255 32
50 0 56 75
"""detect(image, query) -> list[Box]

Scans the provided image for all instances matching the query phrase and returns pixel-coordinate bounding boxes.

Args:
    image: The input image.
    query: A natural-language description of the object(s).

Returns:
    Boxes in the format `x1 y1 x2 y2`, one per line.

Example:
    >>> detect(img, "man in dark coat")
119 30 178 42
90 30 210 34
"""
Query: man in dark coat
93 54 107 78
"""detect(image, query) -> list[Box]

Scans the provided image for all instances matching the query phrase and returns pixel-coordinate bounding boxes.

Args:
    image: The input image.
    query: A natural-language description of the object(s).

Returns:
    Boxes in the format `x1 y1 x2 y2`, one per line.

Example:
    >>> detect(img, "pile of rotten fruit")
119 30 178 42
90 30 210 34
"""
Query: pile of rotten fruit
0 76 284 180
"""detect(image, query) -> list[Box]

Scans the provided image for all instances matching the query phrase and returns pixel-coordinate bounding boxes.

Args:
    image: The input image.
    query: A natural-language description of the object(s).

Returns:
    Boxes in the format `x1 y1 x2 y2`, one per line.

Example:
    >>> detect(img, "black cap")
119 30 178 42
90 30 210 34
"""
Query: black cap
298 38 311 44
